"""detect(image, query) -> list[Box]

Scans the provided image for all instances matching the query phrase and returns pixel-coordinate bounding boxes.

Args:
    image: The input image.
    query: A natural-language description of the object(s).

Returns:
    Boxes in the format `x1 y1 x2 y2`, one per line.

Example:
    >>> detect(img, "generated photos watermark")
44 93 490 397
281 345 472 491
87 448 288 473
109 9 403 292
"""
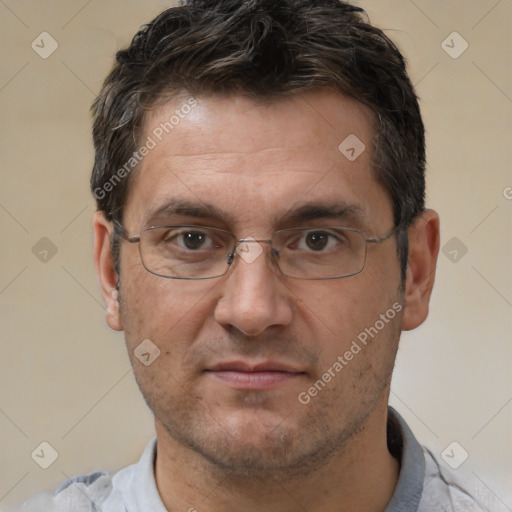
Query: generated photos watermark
298 302 403 405
93 96 198 200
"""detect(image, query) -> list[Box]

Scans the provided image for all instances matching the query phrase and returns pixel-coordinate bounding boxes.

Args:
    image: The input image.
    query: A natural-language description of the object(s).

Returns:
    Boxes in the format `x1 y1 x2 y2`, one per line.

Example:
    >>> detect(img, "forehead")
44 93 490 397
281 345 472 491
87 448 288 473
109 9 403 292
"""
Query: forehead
123 89 392 231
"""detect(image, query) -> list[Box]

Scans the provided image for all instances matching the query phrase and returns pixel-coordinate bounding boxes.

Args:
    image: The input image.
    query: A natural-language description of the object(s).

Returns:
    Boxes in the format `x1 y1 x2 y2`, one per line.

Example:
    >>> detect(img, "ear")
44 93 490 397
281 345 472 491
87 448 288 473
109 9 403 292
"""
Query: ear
93 211 123 331
402 209 440 331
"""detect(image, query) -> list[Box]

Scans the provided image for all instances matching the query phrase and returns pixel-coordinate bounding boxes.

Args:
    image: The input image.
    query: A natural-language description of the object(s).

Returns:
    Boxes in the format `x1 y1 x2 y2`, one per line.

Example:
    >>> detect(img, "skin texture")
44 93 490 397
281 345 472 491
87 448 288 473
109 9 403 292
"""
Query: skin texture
94 89 440 512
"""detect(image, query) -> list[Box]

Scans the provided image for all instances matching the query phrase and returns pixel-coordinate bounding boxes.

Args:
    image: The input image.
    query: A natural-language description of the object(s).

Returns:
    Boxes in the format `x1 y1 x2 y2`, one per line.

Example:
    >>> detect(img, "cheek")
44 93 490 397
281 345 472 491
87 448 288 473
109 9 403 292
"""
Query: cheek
307 312 401 419
295 275 387 331
294 275 401 369
118 256 219 356
120 273 165 342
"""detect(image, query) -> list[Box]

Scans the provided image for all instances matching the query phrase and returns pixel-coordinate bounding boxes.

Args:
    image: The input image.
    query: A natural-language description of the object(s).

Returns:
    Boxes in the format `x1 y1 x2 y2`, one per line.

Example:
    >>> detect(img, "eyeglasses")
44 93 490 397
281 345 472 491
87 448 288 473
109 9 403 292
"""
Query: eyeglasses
114 221 400 280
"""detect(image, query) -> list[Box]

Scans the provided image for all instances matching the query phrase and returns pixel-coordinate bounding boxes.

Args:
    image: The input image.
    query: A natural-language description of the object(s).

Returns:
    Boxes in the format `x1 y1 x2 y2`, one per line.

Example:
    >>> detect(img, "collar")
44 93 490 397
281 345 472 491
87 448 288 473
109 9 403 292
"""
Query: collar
122 406 425 512
384 407 426 512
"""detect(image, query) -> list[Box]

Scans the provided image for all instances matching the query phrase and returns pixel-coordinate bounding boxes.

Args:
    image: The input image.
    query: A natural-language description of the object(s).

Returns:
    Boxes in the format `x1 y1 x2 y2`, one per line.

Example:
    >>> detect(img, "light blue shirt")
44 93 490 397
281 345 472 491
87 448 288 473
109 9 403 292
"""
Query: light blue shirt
21 408 489 511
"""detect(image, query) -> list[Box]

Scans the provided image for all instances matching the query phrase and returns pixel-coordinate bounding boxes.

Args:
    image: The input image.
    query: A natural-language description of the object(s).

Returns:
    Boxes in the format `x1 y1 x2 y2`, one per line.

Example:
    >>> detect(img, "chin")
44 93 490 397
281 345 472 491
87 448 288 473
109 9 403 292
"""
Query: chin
191 431 310 479
159 405 343 480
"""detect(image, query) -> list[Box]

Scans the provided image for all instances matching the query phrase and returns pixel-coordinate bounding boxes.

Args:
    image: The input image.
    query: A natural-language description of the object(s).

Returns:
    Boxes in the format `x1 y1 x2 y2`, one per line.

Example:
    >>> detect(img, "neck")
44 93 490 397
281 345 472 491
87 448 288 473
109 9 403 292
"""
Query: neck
154 400 399 512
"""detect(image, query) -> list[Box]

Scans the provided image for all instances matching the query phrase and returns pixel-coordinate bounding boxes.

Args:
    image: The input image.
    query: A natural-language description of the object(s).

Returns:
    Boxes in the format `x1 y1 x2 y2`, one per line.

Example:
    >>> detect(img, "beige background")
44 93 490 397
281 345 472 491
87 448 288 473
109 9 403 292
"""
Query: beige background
0 0 511 510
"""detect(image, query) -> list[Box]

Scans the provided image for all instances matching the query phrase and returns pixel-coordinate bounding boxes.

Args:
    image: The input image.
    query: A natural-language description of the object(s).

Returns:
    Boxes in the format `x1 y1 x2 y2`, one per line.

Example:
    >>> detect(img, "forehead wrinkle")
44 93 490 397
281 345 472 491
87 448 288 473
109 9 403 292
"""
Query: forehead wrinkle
159 150 330 175
166 146 294 159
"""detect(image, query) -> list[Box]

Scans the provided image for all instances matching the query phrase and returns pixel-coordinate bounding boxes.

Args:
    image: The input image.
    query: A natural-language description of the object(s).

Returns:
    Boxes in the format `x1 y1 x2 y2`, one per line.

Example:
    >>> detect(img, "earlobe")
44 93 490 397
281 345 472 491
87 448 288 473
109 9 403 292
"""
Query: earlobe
93 211 123 332
401 209 440 331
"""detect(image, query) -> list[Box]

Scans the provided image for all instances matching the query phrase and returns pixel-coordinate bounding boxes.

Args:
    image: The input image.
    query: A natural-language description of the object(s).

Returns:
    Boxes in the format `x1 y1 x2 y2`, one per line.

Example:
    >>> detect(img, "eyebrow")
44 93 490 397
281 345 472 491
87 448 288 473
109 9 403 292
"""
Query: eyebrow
279 201 366 227
143 199 366 228
143 199 228 226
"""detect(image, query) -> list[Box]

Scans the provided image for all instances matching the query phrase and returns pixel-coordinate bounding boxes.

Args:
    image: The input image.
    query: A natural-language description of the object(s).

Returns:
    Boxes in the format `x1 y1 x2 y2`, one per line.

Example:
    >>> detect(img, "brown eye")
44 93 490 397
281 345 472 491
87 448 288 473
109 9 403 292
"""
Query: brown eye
305 232 329 251
181 231 207 250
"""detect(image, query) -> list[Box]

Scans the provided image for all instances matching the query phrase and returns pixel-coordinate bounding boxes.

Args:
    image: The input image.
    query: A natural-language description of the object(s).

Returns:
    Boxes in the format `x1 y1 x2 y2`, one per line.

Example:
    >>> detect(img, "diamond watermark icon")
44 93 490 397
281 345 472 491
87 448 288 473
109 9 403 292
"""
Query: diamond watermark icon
441 32 468 59
32 237 58 263
442 236 468 263
134 339 160 366
31 32 59 59
236 238 263 264
338 134 365 162
441 441 469 469
31 441 59 469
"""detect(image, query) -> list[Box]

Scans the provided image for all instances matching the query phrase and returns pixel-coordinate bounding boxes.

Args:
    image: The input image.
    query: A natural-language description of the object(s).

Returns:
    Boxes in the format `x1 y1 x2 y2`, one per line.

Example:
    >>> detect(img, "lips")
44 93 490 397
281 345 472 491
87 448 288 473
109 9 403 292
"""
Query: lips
208 360 303 373
205 360 306 390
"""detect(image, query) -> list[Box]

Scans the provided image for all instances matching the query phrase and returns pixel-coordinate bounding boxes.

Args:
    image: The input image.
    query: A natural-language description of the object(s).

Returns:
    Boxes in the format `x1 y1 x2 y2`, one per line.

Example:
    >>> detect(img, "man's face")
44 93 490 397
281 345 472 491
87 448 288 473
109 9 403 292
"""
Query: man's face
115 90 403 475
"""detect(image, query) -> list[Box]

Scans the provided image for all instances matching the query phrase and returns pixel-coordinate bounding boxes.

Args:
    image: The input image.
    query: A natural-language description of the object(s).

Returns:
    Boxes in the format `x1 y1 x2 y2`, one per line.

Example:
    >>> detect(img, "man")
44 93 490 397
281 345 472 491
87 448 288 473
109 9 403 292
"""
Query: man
23 0 488 510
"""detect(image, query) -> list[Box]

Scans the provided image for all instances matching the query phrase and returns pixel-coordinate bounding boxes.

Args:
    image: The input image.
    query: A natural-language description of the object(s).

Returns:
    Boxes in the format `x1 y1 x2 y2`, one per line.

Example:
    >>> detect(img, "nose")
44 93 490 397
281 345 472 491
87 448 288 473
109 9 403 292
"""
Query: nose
213 242 294 336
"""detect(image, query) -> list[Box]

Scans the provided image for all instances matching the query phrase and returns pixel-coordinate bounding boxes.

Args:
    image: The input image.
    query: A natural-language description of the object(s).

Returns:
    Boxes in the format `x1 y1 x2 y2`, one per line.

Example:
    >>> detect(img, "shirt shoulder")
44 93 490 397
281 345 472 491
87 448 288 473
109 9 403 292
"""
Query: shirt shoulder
385 408 495 512
20 439 163 512
418 448 490 512
21 471 115 512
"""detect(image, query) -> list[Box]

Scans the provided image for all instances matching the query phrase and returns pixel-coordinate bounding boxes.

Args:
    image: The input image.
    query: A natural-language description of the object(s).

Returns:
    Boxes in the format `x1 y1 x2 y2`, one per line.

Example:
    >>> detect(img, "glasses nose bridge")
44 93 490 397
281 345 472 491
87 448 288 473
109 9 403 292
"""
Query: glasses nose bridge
237 237 273 245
